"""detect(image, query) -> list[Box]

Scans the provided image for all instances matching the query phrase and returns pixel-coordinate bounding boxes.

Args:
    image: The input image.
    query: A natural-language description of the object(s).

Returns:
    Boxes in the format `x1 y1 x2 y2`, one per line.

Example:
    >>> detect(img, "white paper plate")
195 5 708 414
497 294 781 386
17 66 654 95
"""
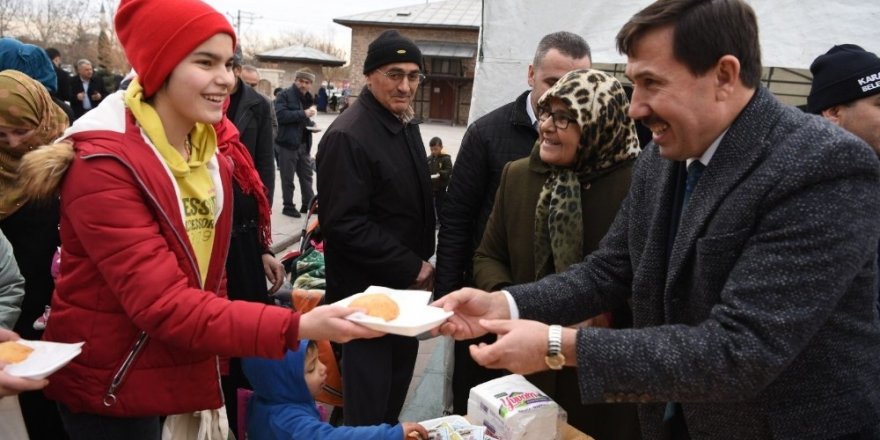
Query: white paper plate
3 340 84 380
335 286 453 337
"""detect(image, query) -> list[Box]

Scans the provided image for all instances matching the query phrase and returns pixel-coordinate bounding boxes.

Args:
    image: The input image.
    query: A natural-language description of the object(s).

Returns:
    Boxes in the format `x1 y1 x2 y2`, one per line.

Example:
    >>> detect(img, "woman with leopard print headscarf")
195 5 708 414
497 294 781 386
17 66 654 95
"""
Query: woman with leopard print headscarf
473 68 642 440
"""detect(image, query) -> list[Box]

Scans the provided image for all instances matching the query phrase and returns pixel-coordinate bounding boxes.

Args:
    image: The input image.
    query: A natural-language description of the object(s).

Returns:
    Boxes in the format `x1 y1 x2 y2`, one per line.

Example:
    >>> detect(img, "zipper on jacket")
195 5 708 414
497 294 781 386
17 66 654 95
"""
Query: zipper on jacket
83 152 207 406
103 331 149 406
84 151 235 408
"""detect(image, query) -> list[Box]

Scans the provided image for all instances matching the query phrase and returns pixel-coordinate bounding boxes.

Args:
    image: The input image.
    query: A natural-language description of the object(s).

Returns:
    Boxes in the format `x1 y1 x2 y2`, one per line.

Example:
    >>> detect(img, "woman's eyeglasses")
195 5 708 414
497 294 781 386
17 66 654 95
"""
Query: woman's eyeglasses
537 109 577 130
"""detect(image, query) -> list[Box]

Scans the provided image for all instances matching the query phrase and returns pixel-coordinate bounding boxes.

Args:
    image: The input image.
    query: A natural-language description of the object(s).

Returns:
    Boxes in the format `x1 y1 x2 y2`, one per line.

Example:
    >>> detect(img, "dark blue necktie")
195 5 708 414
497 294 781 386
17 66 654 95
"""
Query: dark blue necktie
663 161 705 436
682 161 705 214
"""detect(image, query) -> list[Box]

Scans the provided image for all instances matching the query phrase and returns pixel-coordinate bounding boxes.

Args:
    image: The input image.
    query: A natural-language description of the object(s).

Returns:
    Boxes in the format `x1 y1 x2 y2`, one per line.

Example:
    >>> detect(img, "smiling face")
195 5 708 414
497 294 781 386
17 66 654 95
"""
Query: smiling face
303 345 327 398
538 97 581 166
152 33 234 134
365 62 421 115
625 26 724 161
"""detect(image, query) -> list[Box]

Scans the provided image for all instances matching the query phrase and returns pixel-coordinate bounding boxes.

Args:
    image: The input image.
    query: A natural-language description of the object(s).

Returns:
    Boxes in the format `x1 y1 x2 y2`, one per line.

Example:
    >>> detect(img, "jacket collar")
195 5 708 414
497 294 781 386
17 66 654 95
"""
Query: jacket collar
510 90 534 129
357 86 421 135
665 86 781 292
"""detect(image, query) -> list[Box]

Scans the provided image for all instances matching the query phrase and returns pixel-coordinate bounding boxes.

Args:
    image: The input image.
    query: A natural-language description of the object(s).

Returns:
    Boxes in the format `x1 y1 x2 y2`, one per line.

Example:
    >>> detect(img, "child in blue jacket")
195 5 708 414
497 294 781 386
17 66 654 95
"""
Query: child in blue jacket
242 340 429 440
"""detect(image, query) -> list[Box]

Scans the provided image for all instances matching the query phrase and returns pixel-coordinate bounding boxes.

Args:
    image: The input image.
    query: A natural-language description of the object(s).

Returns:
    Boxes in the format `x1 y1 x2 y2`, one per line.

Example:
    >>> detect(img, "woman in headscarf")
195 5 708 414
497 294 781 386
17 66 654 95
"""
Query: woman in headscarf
0 68 69 440
15 0 378 438
473 69 642 439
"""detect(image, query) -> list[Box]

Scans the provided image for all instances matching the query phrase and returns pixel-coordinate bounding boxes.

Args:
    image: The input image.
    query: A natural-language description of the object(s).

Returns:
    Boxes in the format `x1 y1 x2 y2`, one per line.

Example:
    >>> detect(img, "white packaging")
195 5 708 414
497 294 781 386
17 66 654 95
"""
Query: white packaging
466 374 559 440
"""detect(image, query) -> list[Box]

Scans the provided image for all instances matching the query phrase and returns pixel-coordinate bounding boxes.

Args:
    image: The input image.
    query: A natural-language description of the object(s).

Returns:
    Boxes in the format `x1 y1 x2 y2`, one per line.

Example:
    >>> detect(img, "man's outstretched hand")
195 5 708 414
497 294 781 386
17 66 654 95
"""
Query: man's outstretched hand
430 288 510 340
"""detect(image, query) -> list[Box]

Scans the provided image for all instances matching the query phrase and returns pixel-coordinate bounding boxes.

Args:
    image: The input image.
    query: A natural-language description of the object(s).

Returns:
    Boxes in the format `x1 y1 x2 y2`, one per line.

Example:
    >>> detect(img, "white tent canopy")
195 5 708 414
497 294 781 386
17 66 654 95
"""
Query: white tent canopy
469 0 879 122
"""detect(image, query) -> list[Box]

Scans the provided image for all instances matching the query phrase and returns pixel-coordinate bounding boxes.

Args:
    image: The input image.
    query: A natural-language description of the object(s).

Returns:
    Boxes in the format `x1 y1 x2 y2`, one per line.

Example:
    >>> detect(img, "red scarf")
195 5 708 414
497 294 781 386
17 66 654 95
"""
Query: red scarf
215 100 272 248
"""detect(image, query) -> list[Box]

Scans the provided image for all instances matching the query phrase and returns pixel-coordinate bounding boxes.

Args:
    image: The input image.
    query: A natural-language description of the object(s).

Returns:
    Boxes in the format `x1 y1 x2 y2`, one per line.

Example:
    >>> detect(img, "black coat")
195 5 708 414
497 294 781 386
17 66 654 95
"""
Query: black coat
70 74 108 120
53 65 72 103
435 90 537 296
231 79 276 202
316 87 435 303
274 86 312 150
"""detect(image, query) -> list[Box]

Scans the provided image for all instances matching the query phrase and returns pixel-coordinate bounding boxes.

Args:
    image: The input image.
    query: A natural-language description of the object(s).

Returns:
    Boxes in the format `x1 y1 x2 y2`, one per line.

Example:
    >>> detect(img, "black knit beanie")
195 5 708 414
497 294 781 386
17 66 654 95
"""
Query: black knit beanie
363 29 423 74
807 44 880 114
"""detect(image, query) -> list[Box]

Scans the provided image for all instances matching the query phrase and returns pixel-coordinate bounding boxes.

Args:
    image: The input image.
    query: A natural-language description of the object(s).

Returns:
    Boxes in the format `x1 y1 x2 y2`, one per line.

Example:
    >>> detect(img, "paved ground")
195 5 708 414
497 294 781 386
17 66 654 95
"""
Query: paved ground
269 111 467 421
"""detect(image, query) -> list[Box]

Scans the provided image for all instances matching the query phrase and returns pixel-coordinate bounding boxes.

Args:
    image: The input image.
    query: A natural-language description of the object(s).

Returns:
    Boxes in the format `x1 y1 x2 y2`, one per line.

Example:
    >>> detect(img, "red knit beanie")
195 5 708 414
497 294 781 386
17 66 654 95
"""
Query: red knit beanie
115 0 236 98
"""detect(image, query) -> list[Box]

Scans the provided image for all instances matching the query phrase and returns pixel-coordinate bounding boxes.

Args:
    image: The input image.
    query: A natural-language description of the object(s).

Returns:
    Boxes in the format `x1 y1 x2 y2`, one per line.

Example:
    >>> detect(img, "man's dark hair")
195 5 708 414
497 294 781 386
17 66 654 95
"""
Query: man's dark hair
532 31 591 68
232 45 243 69
45 47 61 60
616 0 762 88
429 137 442 147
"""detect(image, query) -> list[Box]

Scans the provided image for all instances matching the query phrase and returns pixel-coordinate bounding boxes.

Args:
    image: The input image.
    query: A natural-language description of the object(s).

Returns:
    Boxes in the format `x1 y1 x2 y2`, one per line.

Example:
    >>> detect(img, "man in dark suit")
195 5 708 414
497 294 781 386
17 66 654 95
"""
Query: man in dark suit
70 59 108 120
435 0 880 439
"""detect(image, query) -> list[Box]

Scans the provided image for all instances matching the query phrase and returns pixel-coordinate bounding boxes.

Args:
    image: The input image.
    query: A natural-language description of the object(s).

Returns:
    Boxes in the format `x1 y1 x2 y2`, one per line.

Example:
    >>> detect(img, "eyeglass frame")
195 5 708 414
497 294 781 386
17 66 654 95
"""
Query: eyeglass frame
536 108 578 130
376 68 427 84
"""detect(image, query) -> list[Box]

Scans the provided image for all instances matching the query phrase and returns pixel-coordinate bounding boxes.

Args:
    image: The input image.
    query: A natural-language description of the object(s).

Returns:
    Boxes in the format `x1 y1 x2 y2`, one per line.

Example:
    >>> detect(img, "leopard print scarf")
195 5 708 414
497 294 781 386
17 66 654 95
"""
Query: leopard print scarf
533 69 640 278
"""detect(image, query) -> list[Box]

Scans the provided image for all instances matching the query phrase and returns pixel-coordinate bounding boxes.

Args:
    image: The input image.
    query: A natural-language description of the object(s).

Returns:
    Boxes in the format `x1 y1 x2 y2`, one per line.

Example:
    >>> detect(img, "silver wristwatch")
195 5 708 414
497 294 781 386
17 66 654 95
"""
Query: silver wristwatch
544 324 565 370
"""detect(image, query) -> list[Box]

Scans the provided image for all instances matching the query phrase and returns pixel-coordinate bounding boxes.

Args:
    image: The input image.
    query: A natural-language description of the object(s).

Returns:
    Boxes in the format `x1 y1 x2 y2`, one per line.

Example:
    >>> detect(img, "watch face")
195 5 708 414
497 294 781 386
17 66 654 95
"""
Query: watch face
545 353 565 370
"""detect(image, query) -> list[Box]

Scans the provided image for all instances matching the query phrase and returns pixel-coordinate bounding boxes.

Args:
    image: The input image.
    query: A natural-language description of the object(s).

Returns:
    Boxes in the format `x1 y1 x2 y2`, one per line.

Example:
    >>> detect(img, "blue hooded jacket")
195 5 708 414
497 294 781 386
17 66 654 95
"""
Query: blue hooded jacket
242 341 404 440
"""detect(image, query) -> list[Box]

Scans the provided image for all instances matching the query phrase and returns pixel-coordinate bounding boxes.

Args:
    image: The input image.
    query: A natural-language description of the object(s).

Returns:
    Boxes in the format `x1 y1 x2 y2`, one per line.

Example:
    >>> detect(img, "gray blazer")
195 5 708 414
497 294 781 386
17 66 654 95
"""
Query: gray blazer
509 86 880 440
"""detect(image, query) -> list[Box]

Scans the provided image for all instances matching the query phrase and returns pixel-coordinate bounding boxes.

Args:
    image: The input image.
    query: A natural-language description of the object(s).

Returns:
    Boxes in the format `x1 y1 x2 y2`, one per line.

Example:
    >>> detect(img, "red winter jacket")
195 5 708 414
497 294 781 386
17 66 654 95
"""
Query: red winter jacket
41 93 300 417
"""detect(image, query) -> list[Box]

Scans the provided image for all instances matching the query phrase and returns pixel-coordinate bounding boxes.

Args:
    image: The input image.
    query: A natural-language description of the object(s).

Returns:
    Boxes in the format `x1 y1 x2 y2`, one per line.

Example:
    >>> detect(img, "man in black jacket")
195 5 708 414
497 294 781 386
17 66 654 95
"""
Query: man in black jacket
275 69 317 217
227 51 275 204
45 47 72 104
316 29 435 426
70 59 107 120
435 31 592 414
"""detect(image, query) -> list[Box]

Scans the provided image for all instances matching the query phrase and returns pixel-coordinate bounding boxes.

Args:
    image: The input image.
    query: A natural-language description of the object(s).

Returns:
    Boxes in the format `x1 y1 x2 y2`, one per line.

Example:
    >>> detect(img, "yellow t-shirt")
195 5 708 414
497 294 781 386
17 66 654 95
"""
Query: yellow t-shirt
125 80 217 286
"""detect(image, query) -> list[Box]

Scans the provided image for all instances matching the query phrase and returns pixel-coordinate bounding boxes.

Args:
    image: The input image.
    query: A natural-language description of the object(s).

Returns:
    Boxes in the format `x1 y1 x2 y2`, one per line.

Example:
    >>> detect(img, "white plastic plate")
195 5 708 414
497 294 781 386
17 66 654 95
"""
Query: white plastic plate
334 286 453 337
3 340 84 380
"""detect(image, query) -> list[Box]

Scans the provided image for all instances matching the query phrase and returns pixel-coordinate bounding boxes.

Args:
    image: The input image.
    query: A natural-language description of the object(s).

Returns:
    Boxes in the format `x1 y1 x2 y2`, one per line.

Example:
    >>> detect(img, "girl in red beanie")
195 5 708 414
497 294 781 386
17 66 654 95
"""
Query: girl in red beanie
14 0 381 438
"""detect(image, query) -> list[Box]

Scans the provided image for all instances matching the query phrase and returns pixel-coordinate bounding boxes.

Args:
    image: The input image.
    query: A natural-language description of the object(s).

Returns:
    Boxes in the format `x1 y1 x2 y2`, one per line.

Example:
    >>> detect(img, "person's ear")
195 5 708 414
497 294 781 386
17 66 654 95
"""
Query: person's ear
527 64 535 89
714 54 740 102
821 106 844 125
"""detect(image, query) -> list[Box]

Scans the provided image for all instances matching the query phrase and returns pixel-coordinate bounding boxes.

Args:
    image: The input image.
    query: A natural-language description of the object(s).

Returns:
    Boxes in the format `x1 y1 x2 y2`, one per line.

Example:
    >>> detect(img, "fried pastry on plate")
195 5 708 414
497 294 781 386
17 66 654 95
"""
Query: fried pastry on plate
350 293 400 321
0 341 33 364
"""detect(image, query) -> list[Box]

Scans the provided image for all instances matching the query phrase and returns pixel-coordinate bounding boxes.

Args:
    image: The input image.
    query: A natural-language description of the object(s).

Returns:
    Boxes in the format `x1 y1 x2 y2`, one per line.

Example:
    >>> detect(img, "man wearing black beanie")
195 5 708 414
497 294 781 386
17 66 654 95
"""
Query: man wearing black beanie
810 44 880 319
808 44 880 154
315 29 435 426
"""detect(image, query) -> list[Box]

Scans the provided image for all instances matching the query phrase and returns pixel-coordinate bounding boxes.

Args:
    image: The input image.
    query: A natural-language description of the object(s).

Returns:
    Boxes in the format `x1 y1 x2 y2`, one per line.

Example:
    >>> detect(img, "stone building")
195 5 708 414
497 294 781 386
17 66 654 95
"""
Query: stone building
334 0 480 125
255 45 345 94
